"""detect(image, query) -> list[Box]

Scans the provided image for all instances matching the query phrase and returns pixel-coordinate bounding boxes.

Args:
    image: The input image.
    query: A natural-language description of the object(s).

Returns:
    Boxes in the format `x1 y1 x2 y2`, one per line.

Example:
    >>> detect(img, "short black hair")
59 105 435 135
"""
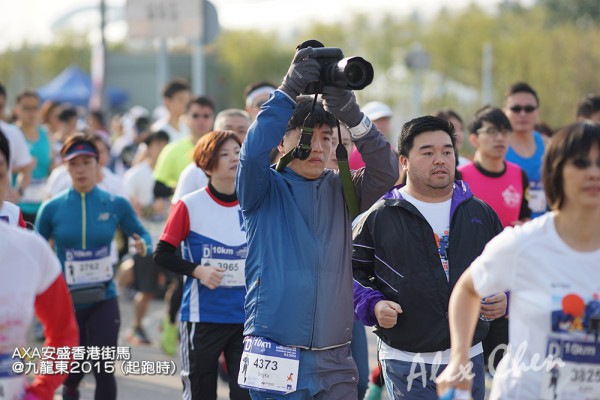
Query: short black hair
89 109 105 127
0 83 6 99
134 116 151 134
576 94 600 118
468 106 512 135
0 128 10 166
432 108 463 125
287 96 336 133
58 106 78 122
162 78 190 99
543 121 600 210
504 82 539 106
398 115 456 157
187 95 216 112
144 130 170 146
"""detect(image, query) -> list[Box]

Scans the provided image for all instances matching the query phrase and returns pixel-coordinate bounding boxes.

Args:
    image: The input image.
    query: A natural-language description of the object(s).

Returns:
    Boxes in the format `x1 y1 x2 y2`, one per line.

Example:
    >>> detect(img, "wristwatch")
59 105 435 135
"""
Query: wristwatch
348 115 372 139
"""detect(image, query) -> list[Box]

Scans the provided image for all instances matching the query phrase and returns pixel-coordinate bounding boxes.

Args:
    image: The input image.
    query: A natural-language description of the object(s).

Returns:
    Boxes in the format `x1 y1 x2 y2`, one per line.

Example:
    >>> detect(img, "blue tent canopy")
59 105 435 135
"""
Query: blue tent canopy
37 66 128 109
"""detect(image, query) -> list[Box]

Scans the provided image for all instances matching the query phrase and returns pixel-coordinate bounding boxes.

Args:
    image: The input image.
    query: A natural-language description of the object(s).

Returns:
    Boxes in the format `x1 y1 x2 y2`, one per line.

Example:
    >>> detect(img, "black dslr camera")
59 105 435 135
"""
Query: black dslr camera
299 40 374 94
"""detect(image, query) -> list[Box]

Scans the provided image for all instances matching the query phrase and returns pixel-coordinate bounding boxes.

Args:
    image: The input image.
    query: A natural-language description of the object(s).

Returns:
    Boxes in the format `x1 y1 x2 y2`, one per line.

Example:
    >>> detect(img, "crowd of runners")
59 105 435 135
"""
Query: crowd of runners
0 43 599 400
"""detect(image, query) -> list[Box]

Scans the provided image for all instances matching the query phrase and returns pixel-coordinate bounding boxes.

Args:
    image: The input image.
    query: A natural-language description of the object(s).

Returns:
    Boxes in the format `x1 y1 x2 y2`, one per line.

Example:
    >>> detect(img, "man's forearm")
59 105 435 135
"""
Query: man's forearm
353 126 399 211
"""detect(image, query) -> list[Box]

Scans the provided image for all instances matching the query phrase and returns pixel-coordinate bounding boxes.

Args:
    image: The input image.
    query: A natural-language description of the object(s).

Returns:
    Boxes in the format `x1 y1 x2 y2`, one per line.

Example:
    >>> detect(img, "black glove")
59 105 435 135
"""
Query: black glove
322 86 363 128
279 47 321 99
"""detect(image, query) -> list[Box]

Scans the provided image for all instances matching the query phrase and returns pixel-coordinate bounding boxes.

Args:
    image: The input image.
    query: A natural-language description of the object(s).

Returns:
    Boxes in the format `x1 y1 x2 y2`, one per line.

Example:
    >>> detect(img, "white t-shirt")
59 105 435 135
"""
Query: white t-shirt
0 201 23 226
45 165 126 198
0 120 33 172
123 160 154 207
151 118 189 143
0 222 61 398
123 160 167 244
401 187 452 281
471 212 600 400
171 162 209 204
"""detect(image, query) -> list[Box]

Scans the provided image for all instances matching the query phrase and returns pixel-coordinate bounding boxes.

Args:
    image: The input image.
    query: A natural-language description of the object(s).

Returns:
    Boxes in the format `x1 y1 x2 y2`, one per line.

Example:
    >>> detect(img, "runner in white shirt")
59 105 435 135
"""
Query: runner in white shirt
0 120 33 200
0 127 78 400
438 121 600 400
151 79 191 142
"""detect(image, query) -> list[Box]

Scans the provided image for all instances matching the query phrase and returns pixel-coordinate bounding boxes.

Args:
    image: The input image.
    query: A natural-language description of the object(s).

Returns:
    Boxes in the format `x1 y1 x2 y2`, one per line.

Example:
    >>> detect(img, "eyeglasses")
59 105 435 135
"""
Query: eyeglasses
21 105 39 112
572 157 600 169
191 113 212 119
476 127 511 137
508 105 537 114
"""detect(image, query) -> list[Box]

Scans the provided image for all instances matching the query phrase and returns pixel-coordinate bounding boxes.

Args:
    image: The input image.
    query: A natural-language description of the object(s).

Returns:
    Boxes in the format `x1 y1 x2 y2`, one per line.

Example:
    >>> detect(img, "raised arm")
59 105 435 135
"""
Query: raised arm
236 47 320 214
322 87 398 212
236 91 294 213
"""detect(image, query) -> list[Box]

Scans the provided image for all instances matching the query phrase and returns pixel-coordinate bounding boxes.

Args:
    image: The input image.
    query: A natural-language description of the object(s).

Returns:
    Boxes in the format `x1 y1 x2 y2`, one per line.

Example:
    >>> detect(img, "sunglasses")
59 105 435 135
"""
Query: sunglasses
508 105 537 113
191 113 212 119
572 157 600 169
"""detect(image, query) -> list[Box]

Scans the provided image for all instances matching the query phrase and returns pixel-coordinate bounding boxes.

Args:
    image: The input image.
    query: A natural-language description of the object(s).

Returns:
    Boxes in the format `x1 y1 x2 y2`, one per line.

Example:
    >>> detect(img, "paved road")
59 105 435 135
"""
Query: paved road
33 295 388 399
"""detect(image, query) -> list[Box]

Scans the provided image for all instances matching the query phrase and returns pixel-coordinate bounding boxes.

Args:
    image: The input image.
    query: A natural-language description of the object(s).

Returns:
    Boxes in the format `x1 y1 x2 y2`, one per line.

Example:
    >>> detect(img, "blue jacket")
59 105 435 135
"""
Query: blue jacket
36 186 151 306
236 90 398 349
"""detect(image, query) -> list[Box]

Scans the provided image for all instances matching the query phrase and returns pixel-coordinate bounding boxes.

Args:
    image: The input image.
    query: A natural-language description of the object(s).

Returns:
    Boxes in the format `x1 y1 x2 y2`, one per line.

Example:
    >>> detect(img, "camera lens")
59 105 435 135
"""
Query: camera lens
340 57 373 90
346 63 366 85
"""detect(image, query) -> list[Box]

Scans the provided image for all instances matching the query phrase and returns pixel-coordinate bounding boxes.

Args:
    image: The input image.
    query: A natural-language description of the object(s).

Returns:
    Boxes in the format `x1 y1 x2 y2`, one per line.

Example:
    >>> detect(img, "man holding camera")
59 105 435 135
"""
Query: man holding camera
236 46 398 399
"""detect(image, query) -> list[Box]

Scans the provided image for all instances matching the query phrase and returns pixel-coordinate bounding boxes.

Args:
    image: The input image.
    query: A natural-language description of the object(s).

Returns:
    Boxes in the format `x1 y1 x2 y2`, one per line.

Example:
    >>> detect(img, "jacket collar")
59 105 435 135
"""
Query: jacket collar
383 180 473 219
273 165 329 183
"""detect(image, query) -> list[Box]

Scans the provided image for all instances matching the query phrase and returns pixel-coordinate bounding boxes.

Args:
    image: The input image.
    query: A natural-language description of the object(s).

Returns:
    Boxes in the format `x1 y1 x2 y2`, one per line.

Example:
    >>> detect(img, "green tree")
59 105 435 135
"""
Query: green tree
538 0 600 26
0 31 90 105
212 30 290 109
417 3 600 128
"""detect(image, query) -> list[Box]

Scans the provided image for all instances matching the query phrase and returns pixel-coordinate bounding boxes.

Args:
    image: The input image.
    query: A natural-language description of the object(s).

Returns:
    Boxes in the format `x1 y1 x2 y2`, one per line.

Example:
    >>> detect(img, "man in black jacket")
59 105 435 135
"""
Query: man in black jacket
352 115 506 400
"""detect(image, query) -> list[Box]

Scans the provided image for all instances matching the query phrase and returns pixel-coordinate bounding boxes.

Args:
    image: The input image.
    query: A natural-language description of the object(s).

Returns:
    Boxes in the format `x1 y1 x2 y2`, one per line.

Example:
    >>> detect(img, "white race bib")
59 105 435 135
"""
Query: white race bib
529 181 547 214
541 287 600 399
204 258 245 287
201 243 247 287
238 337 300 395
542 338 600 400
64 246 113 285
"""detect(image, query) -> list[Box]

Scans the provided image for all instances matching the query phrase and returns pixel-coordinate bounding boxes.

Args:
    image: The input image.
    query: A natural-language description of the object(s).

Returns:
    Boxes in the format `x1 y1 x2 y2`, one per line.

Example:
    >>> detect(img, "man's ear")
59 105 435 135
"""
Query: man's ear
277 139 286 155
399 154 409 171
469 133 478 149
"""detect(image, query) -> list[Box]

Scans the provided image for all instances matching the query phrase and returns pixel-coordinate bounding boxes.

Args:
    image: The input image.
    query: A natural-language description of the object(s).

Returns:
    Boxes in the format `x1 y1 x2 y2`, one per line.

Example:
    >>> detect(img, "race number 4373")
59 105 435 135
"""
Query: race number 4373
238 337 300 395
